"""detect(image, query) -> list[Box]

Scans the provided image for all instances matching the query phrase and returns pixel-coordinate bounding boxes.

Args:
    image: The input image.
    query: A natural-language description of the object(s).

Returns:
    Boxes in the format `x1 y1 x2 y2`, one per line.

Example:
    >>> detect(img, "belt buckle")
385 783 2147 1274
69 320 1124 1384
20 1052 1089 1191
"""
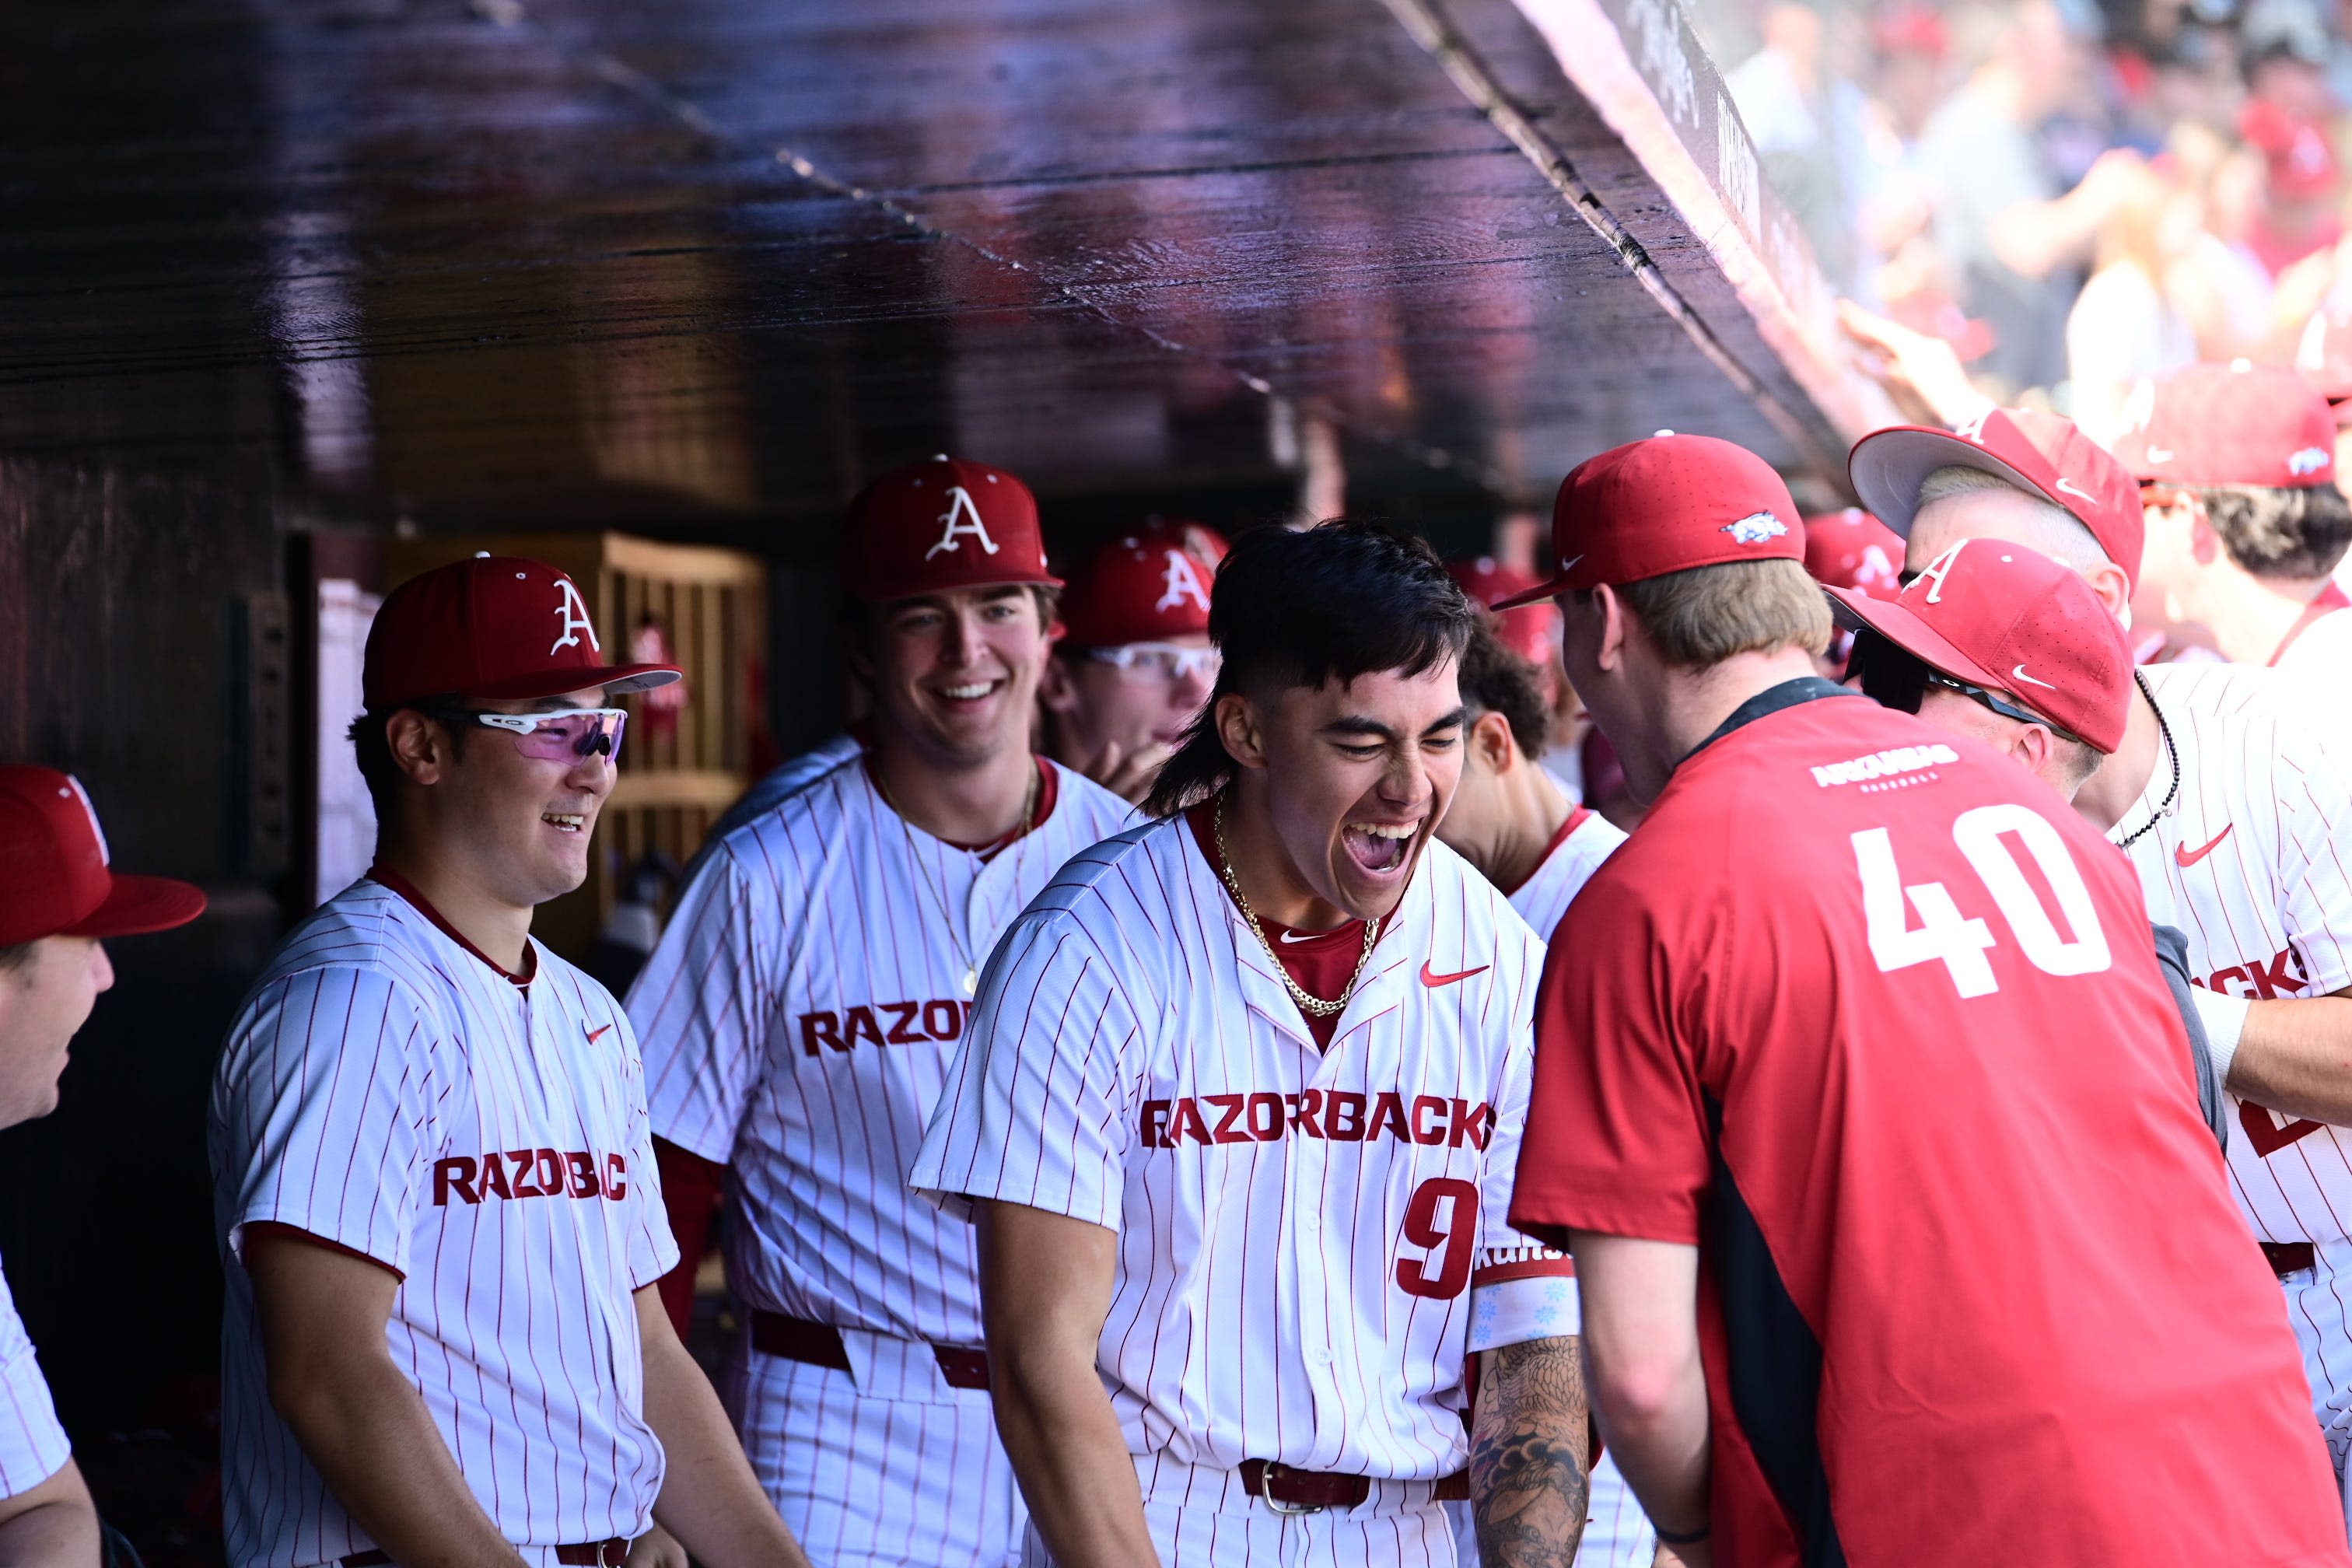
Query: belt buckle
595 1542 621 1568
1258 1462 1325 1517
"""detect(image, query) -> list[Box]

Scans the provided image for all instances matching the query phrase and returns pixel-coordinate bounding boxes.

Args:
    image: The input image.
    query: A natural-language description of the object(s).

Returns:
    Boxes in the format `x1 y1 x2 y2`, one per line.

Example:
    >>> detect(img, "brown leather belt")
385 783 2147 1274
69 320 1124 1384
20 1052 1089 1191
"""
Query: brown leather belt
750 1310 990 1391
2265 1241 2318 1278
1237 1458 1468 1514
345 1542 625 1568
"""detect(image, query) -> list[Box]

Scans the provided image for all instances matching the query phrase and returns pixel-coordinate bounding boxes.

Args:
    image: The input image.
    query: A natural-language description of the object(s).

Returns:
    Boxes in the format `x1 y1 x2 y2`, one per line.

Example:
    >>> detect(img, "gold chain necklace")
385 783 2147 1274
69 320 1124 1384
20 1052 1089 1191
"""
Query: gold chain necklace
872 757 1038 997
1213 793 1378 1018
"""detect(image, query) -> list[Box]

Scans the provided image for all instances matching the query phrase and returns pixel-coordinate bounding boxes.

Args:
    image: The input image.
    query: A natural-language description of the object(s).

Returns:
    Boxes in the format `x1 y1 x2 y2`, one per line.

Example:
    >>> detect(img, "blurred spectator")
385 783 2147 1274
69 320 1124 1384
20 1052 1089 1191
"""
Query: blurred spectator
1729 0 1874 289
1916 0 2146 394
2239 0 2343 274
2167 123 2280 353
2067 155 2203 440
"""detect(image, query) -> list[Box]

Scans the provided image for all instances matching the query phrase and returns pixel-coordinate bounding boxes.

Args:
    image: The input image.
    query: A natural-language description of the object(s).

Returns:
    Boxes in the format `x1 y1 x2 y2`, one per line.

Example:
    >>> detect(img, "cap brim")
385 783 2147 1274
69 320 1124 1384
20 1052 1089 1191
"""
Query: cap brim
1849 425 2053 539
1823 584 2006 691
63 874 207 938
457 663 684 702
1491 576 1570 611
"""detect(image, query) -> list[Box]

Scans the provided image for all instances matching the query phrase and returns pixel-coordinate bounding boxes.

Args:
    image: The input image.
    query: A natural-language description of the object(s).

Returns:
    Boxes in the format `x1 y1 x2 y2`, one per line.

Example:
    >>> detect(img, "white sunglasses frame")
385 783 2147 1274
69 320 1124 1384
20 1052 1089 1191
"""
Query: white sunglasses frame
439 706 632 761
1082 642 1221 681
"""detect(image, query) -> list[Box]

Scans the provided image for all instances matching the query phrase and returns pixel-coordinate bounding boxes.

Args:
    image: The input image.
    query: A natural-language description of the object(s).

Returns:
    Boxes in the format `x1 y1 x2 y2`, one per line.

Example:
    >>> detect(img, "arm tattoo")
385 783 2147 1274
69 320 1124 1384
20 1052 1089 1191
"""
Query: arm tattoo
1470 1335 1591 1568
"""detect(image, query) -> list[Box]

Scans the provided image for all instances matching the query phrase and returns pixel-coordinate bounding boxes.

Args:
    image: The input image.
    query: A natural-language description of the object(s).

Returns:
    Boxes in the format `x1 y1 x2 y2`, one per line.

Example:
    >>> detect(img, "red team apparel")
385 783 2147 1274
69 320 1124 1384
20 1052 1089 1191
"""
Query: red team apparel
209 876 678 1568
2119 663 2352 1485
625 750 1131 1567
1509 684 2344 1568
912 818 1572 1567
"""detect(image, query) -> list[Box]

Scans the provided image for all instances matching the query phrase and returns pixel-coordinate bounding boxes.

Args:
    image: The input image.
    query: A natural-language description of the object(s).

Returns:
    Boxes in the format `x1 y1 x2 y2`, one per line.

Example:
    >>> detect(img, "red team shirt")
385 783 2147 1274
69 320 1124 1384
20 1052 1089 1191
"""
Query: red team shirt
1509 684 2344 1568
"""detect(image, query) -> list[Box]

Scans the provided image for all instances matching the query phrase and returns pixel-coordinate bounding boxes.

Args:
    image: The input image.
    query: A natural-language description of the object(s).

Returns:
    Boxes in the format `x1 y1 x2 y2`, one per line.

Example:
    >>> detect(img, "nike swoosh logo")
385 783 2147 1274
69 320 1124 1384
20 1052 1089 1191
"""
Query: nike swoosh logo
1558 554 1584 575
2011 663 2058 691
585 1024 614 1044
2175 824 2233 869
1420 961 1490 989
2146 446 2175 463
2054 477 2095 503
1277 929 1320 943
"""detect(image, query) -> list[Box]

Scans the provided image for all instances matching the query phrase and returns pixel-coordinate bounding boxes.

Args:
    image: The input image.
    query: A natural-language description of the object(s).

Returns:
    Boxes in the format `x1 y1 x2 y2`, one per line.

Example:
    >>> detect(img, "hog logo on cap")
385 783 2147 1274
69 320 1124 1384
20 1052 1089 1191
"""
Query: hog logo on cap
926 485 1003 561
1722 511 1790 545
1155 549 1213 614
551 577 601 656
2290 446 2331 476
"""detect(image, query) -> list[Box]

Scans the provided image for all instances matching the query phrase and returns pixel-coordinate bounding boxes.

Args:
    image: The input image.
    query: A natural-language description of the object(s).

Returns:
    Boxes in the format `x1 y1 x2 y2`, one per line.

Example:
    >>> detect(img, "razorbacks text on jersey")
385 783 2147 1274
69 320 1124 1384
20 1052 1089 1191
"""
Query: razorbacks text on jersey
626 751 1132 1568
913 814 1573 1568
210 875 676 1568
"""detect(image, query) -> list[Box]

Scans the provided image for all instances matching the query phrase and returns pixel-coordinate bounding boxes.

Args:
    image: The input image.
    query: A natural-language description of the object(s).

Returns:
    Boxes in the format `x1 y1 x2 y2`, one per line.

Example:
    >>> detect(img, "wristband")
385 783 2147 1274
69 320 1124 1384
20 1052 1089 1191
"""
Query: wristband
1653 1522 1711 1545
2192 988 2251 1087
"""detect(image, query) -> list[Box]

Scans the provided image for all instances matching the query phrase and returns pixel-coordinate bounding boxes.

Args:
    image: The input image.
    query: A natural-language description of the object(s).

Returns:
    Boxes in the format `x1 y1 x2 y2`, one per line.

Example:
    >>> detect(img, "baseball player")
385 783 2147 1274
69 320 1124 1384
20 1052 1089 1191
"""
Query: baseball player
1430 621 1647 1566
0 768 206 1568
1037 520 1227 805
626 457 1134 1568
1823 541 2226 1142
913 520 1589 1568
1503 433 2345 1567
1852 408 2352 1514
1444 558 1588 800
2112 362 2352 676
1798 507 1903 678
208 556 807 1568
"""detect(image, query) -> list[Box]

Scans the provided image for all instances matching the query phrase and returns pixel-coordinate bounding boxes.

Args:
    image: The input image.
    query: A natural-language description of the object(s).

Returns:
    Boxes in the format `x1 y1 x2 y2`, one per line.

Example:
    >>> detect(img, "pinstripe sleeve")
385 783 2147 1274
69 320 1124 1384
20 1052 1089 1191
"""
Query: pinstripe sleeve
910 908 1146 1229
627 845 773 1164
2280 729 2352 996
0 1262 68 1499
216 965 439 1278
1468 922 1577 1349
615 1014 683 1290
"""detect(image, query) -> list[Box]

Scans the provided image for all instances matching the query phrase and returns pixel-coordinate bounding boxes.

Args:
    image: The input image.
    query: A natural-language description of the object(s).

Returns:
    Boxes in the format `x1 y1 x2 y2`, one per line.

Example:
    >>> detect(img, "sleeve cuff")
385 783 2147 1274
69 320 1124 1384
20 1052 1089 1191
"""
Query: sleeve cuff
230 1215 408 1282
1468 1272 1582 1353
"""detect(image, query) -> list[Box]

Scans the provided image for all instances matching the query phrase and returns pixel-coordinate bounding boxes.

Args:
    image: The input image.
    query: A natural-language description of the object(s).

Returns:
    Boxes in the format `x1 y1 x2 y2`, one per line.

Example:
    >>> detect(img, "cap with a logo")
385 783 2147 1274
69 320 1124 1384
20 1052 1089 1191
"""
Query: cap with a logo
1494 434 1804 607
0 767 208 945
1802 509 1904 602
843 456 1062 603
2295 302 2352 419
1447 557 1562 667
1825 538 2133 752
1849 407 2145 591
2111 361 2336 489
364 557 683 713
1058 520 1227 647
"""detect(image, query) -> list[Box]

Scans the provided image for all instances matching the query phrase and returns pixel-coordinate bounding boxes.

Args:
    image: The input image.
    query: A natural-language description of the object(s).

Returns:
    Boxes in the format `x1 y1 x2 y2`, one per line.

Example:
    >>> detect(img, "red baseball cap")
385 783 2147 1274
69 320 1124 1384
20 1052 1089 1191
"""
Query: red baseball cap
1849 407 2145 591
2242 100 2340 205
2294 303 2352 422
364 557 682 713
1447 557 1562 667
842 456 1062 603
2111 361 2336 489
1826 537 2133 752
1802 509 1905 601
1494 434 1804 607
1058 520 1227 646
0 767 208 945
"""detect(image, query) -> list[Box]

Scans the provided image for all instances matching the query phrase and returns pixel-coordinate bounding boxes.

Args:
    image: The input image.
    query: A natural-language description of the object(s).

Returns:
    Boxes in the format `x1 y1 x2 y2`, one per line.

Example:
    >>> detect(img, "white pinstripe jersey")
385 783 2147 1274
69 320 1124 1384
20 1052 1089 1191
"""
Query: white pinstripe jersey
1503 807 1626 942
0 1255 68 1500
627 753 1132 1346
209 878 677 1568
912 817 1560 1479
2274 607 2352 681
2123 664 2352 1244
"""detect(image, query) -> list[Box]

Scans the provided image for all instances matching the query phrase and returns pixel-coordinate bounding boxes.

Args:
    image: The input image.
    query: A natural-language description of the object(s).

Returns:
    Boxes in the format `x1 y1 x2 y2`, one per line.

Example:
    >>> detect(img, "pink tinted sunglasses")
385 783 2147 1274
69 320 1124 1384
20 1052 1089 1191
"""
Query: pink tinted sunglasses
439 707 629 764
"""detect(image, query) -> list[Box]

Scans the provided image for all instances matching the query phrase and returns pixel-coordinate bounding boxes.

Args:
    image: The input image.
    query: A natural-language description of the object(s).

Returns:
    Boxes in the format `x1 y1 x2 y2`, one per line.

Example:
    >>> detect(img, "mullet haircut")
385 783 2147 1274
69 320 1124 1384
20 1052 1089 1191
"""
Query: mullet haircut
1143 521 1477 817
1457 618 1553 760
1608 557 1832 667
2193 483 2352 582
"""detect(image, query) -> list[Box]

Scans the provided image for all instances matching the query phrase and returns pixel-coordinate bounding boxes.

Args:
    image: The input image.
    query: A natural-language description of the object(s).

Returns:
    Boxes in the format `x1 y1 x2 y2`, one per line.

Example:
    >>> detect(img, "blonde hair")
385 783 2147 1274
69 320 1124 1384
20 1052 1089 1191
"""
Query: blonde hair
1610 557 1832 667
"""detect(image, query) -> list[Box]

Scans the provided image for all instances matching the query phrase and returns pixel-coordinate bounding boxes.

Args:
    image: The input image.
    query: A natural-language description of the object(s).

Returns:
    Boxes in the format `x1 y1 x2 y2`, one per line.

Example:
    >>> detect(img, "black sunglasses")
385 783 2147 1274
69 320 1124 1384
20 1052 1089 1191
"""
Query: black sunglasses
1920 670 2083 744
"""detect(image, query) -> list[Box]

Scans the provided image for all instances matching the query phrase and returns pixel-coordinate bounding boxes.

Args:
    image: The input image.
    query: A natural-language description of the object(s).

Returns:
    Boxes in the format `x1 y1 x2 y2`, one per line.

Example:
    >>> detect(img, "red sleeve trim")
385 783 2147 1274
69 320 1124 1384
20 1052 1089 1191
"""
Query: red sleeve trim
240 1221 407 1283
654 1138 726 1339
1472 1256 1578 1286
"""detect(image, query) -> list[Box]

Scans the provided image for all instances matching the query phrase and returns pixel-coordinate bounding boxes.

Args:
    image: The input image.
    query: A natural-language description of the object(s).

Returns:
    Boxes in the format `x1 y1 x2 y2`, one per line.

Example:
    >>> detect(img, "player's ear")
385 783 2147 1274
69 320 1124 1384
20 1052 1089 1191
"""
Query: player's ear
2081 560 2133 621
2012 721 2054 779
2188 513 2223 567
384 709 454 788
1214 690 1268 771
1591 583 1631 674
1471 710 1515 775
1036 650 1079 716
